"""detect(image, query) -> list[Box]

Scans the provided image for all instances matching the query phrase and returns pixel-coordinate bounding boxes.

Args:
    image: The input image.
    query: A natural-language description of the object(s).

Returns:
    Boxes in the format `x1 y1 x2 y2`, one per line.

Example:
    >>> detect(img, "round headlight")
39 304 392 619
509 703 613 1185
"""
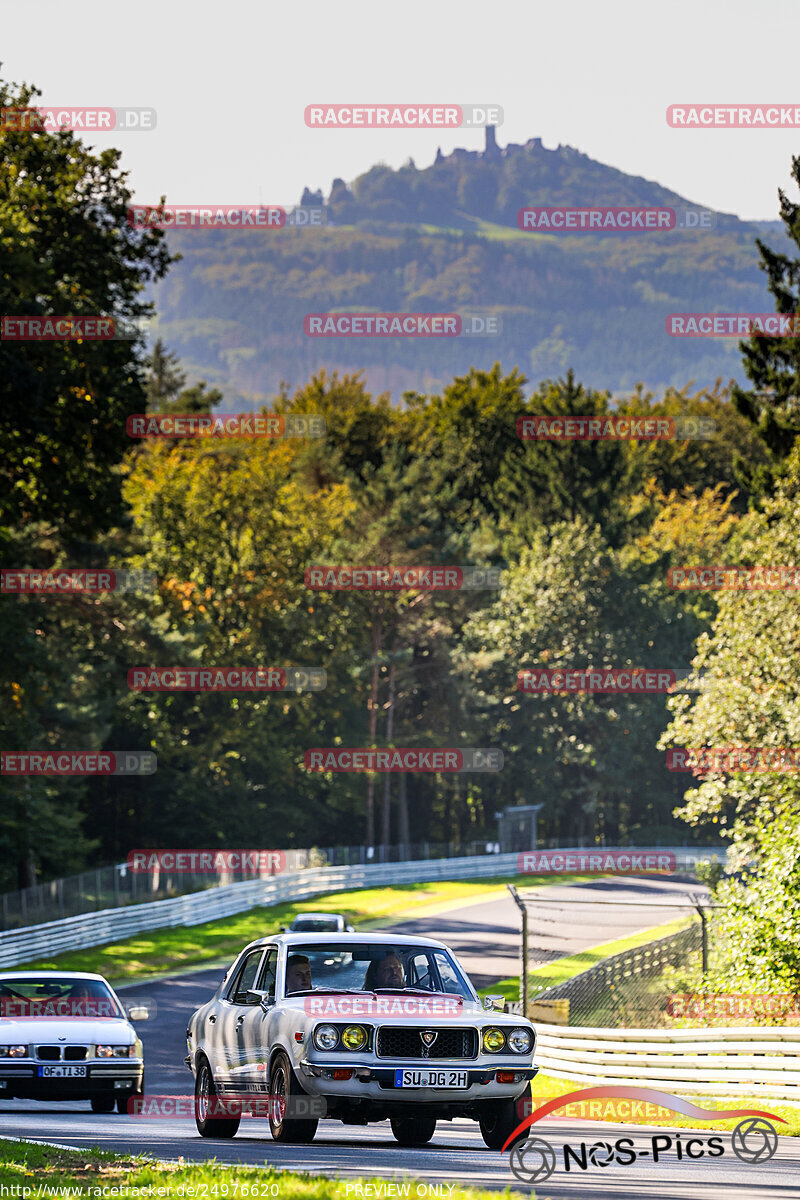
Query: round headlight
482 1027 506 1053
313 1024 339 1051
507 1027 533 1054
341 1025 367 1051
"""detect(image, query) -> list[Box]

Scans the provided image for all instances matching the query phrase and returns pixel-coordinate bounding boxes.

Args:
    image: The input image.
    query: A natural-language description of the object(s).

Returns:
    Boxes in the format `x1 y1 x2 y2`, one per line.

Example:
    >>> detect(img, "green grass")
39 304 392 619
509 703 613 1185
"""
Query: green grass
0 1140 527 1198
528 1071 800 1134
22 873 588 984
483 915 695 1006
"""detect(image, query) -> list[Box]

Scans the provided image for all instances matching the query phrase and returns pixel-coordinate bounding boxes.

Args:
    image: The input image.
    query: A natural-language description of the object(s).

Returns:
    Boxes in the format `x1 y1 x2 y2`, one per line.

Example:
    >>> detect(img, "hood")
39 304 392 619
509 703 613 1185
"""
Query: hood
0 1017 135 1044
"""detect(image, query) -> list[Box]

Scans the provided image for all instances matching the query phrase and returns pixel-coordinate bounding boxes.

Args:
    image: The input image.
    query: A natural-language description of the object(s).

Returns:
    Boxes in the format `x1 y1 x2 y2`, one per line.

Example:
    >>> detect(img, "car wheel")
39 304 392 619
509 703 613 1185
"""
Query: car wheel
195 1057 240 1139
390 1116 436 1145
90 1095 115 1113
478 1096 528 1150
268 1050 318 1143
117 1074 144 1114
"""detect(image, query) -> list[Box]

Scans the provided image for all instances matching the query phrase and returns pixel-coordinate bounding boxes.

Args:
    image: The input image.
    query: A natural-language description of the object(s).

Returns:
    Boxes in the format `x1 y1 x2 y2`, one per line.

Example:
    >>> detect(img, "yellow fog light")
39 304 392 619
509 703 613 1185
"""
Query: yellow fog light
342 1025 367 1051
482 1027 506 1053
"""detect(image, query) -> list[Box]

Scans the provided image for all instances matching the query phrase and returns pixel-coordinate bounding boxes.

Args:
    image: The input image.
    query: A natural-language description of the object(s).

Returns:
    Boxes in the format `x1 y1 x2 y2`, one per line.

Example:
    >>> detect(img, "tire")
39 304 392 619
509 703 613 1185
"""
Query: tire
90 1095 115 1113
268 1051 318 1143
390 1116 436 1146
117 1074 144 1114
195 1058 241 1139
478 1095 528 1151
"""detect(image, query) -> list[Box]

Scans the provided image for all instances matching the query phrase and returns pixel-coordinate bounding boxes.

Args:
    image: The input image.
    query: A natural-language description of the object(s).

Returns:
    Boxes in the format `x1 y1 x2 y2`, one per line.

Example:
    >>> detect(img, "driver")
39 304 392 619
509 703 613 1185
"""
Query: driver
285 955 312 993
366 951 405 989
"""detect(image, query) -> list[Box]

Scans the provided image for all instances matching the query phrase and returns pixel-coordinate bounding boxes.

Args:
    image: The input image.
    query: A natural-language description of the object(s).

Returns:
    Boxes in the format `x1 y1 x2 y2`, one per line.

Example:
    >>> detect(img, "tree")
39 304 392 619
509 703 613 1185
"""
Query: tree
0 73 171 887
660 444 800 988
732 154 800 494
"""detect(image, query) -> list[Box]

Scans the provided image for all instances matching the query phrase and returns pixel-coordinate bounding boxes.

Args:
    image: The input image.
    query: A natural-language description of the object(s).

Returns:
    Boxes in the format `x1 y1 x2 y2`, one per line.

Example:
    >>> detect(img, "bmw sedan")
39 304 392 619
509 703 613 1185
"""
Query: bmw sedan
0 971 146 1113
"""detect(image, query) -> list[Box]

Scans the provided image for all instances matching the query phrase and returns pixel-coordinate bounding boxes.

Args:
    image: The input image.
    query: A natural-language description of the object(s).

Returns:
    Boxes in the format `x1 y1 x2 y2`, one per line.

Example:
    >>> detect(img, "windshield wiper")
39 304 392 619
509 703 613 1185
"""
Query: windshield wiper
287 988 375 996
372 988 439 996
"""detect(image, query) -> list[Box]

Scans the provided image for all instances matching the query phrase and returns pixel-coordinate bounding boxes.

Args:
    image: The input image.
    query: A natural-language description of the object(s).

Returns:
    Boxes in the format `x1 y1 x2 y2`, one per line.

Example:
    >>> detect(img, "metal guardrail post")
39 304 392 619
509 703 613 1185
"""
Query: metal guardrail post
507 884 528 1019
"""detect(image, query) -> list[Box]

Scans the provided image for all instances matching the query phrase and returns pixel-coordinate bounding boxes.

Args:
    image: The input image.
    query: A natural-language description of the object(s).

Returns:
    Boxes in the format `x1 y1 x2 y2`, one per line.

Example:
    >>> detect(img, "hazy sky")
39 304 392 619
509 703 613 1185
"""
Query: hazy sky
3 0 799 220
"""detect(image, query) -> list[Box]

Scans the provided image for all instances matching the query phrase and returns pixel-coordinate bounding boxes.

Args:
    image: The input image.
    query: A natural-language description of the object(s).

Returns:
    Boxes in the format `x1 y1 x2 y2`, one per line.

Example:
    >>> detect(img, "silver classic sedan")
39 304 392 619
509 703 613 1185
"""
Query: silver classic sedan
186 932 536 1148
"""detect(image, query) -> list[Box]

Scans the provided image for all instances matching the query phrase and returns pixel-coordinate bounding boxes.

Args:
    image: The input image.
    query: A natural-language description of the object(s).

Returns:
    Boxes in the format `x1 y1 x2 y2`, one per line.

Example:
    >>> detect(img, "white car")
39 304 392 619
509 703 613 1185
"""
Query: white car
186 932 536 1148
0 970 146 1113
282 913 355 933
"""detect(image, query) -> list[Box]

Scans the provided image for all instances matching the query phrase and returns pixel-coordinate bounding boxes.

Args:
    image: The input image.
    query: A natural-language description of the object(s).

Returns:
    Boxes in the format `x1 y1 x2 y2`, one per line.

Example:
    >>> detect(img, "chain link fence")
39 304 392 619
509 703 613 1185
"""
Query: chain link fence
0 840 499 931
508 882 723 1028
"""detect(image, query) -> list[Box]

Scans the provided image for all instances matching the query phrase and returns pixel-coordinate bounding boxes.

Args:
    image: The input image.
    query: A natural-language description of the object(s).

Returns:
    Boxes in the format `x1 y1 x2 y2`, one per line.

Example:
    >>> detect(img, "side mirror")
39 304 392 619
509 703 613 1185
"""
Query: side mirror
346 925 355 933
246 989 274 1009
126 1006 150 1022
483 995 506 1012
279 926 287 932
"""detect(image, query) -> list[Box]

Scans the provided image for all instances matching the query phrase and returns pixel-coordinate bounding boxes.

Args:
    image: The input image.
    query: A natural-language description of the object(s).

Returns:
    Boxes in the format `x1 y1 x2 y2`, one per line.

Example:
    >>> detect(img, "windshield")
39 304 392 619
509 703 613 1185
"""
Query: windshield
283 943 476 1000
0 976 123 1020
291 918 340 931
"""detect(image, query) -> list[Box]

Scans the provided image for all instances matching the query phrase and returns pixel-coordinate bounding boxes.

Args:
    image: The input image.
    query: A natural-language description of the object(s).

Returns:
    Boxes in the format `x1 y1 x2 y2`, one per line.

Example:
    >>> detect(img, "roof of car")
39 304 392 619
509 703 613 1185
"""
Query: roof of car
247 931 448 951
0 970 108 981
291 913 343 921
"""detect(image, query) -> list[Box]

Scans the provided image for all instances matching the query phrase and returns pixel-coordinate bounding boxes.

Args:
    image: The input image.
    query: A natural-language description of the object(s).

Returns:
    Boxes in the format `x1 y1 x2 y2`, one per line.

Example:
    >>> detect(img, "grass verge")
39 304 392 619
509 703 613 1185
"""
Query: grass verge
0 1140 526 1198
21 874 587 984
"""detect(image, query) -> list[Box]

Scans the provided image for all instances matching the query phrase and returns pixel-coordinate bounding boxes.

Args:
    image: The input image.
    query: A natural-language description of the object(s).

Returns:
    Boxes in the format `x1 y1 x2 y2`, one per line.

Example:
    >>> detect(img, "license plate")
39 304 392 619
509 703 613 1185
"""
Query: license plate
394 1069 468 1088
38 1065 87 1078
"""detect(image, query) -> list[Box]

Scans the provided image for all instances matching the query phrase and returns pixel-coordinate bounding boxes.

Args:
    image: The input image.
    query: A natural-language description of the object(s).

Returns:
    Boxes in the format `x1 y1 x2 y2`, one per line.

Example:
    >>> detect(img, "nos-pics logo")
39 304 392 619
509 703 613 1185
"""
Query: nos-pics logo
505 1087 782 1184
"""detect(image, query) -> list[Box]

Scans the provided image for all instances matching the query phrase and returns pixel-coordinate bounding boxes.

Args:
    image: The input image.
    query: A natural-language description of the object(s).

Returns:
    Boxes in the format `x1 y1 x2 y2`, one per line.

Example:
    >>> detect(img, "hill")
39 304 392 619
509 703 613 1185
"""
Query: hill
150 130 786 402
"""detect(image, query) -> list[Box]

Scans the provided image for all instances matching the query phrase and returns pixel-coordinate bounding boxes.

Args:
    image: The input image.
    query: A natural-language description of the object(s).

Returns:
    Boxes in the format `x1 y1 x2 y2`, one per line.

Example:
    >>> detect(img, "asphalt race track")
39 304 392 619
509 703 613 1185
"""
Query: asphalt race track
2 879 798 1197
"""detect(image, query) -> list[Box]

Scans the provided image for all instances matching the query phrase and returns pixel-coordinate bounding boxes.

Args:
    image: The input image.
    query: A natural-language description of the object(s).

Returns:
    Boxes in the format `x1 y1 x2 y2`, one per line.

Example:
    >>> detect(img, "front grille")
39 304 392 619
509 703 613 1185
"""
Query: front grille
376 1027 478 1059
36 1046 61 1060
64 1046 88 1061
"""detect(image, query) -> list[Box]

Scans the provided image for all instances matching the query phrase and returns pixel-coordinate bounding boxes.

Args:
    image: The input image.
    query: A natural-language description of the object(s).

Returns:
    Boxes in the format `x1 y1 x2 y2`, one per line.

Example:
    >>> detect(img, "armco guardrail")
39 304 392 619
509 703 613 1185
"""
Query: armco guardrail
0 847 722 969
525 1022 800 1101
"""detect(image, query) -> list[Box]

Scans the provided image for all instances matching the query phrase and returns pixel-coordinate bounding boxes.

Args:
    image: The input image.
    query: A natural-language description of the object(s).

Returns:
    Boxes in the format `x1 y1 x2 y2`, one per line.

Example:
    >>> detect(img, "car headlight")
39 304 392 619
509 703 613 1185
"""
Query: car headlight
313 1024 339 1051
96 1045 133 1058
0 1045 27 1058
507 1027 533 1054
482 1027 506 1053
341 1025 367 1051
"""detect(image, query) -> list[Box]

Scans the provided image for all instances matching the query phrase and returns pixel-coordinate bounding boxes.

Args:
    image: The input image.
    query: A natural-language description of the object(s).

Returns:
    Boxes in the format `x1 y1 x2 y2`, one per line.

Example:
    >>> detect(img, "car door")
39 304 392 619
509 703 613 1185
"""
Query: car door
217 948 265 1089
237 947 278 1093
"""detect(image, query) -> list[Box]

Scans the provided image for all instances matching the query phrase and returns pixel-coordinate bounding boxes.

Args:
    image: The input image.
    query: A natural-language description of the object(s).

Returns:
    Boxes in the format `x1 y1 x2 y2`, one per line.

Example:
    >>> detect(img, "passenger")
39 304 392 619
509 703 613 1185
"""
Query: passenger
285 954 313 993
